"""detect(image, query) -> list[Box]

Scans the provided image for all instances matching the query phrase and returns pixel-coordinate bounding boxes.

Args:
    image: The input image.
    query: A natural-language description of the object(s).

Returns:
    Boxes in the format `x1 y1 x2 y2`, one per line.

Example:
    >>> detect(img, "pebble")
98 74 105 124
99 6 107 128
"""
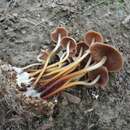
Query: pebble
12 13 18 17
21 30 26 34
122 15 130 29
62 92 81 104
126 66 130 74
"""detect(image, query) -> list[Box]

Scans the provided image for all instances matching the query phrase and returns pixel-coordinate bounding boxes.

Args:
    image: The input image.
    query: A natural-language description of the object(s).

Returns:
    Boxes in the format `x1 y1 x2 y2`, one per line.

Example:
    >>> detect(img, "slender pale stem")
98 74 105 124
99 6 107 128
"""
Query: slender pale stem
86 56 107 71
22 63 42 70
29 46 83 77
61 56 106 81
85 56 92 67
91 38 95 46
60 52 67 61
42 75 100 99
40 56 106 96
37 61 78 87
37 53 45 62
41 50 90 85
47 42 70 69
73 56 92 81
40 63 78 84
33 34 61 86
79 47 84 57
72 47 83 61
29 64 62 77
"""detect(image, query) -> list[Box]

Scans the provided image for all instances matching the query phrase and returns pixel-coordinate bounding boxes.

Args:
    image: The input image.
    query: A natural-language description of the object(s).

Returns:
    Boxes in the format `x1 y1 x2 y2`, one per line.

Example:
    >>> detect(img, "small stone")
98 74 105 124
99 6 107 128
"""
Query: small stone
127 66 130 74
84 108 94 114
62 92 81 104
122 15 130 29
21 30 26 34
12 13 18 17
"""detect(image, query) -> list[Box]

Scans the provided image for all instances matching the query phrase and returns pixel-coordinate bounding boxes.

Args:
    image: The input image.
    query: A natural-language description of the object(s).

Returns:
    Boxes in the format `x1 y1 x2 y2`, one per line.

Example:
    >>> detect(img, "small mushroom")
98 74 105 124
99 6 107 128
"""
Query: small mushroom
61 36 77 54
42 36 77 70
76 41 89 56
51 27 68 43
33 27 68 86
84 31 104 46
90 42 124 72
88 66 109 89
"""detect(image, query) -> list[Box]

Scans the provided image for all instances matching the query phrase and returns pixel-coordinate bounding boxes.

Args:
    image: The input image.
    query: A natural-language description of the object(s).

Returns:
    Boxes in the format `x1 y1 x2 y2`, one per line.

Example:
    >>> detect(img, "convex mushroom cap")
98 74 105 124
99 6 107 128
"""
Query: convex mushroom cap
88 66 109 88
61 36 77 55
76 41 89 56
51 27 68 43
84 31 104 46
90 42 124 72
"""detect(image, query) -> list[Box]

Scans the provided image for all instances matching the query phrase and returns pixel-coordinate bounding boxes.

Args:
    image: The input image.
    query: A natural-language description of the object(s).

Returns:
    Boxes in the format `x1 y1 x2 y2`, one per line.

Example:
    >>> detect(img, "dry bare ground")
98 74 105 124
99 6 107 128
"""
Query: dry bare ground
0 0 130 130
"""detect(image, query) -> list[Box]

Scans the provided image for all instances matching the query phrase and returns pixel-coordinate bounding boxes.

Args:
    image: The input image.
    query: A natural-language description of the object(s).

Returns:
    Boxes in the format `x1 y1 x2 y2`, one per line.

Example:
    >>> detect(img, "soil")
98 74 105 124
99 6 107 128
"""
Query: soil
0 0 130 130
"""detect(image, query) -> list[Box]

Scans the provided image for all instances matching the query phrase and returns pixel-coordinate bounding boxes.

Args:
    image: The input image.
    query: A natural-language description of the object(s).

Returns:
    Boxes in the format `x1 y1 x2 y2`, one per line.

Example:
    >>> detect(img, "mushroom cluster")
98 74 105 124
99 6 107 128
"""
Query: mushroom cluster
13 27 124 101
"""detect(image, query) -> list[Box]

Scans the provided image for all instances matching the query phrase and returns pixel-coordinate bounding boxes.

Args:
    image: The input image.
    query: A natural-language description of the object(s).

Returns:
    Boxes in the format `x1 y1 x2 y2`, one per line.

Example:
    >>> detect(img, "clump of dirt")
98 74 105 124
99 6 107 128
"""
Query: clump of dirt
0 0 130 130
0 60 55 130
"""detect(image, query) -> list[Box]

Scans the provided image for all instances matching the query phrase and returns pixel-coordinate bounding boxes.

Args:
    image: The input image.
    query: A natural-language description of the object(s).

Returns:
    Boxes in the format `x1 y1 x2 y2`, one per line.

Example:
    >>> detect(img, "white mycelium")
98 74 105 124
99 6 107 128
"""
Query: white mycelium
13 66 23 74
13 67 33 87
13 66 41 98
16 72 33 87
23 87 40 98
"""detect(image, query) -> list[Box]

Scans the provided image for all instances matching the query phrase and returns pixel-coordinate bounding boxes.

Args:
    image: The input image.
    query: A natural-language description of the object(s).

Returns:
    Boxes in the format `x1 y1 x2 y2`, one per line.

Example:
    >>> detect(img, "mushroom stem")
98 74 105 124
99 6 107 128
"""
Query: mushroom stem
55 56 106 84
39 56 106 95
21 63 42 71
74 56 92 80
86 56 107 72
85 56 92 67
60 52 67 61
28 62 65 77
28 42 71 77
91 38 95 45
46 42 70 69
39 50 91 86
44 49 85 78
72 47 83 61
29 64 62 77
33 34 61 86
40 47 84 79
37 53 45 62
28 43 70 77
38 63 78 84
42 75 100 99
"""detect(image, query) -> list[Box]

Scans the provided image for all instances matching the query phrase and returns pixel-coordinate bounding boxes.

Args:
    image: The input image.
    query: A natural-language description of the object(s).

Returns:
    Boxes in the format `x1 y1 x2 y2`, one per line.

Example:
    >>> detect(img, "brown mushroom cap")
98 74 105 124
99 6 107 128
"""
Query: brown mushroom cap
61 36 77 54
69 49 77 57
90 42 124 72
84 31 104 46
76 41 89 56
51 27 68 43
88 66 109 88
40 49 49 60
